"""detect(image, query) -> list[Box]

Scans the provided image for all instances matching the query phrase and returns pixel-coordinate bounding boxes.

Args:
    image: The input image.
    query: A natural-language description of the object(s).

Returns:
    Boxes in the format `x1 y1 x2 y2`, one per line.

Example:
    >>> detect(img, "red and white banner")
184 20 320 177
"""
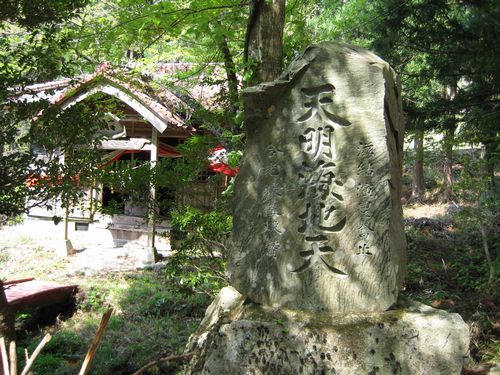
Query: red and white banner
208 145 238 177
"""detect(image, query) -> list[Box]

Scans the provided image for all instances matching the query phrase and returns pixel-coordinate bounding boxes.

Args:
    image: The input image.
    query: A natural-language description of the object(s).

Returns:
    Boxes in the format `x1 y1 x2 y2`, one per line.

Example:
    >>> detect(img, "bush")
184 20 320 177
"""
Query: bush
170 205 232 259
167 206 231 297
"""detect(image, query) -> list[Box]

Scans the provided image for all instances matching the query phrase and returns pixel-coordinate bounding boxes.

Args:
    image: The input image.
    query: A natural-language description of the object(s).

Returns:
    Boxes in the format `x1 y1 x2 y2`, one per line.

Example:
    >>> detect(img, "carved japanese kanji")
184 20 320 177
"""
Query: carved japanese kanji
297 84 352 127
230 42 406 313
293 84 352 274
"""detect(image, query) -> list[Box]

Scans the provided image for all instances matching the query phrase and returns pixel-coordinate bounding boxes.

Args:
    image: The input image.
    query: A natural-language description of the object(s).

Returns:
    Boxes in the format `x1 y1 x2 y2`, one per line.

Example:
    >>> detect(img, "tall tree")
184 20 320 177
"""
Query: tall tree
244 0 286 85
308 0 499 201
442 83 458 202
0 0 91 342
411 126 425 201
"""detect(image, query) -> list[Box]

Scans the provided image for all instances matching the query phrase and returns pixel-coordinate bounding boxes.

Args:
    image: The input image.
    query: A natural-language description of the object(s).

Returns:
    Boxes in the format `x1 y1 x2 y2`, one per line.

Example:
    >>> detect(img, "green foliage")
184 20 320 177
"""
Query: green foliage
405 216 497 295
452 250 499 291
170 205 232 258
121 273 209 318
6 214 24 226
27 353 74 375
167 135 218 184
0 0 89 28
17 331 84 375
70 0 248 69
97 133 226 219
165 255 226 297
308 0 500 162
44 330 85 355
100 161 152 212
167 205 230 296
227 149 242 169
0 0 102 218
13 101 111 223
9 269 213 375
306 0 374 47
454 150 498 219
79 286 110 313
1 67 106 218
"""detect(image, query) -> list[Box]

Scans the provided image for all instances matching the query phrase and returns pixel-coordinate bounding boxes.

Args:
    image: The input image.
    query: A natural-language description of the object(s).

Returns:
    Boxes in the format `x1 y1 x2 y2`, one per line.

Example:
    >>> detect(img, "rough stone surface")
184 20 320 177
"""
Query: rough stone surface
230 42 406 313
186 287 470 375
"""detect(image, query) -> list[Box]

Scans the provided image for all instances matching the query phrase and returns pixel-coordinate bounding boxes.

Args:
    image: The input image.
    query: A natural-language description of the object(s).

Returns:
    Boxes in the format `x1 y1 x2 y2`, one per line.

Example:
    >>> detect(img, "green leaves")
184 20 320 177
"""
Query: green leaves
0 0 89 28
227 149 242 169
170 205 232 260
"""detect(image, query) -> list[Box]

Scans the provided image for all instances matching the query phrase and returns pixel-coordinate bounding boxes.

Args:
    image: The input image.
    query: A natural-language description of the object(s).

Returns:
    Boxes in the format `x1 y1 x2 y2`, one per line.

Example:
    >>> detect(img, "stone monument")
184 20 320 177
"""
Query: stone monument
230 42 406 313
184 43 469 375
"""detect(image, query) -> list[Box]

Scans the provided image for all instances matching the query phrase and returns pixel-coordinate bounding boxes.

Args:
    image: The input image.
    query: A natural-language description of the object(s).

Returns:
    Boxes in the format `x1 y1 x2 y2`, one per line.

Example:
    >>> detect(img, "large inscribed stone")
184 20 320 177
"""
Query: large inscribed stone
229 42 406 312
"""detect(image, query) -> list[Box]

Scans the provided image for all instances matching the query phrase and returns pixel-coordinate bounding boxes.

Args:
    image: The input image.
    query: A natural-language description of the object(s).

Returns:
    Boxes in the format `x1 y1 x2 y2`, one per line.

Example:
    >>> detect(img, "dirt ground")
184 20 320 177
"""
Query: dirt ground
0 222 167 281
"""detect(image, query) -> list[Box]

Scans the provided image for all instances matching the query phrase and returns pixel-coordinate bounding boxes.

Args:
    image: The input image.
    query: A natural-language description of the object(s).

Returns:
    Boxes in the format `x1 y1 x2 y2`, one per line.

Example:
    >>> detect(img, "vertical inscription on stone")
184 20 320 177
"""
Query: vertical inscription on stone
232 42 407 312
292 84 351 276
262 145 284 258
356 142 377 256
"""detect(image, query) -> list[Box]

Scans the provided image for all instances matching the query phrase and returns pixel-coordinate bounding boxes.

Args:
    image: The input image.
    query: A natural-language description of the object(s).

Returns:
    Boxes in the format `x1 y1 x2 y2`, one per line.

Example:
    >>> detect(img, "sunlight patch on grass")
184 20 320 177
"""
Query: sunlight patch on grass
403 203 454 220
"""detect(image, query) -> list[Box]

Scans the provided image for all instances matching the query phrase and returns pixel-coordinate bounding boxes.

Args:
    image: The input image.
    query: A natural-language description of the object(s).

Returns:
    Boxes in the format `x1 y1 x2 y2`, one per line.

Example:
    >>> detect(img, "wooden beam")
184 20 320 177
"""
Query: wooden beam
9 341 16 375
146 128 159 264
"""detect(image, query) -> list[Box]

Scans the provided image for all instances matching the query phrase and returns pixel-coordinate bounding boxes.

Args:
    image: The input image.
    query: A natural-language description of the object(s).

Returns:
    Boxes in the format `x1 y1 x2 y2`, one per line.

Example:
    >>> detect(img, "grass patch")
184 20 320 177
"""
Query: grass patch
0 226 219 374
404 209 499 368
12 269 213 374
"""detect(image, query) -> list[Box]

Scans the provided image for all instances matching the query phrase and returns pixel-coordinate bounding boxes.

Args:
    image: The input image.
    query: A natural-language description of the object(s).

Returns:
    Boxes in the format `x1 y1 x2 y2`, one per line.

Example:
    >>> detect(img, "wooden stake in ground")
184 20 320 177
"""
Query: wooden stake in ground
8 341 16 375
78 308 113 375
20 334 51 375
1 337 10 375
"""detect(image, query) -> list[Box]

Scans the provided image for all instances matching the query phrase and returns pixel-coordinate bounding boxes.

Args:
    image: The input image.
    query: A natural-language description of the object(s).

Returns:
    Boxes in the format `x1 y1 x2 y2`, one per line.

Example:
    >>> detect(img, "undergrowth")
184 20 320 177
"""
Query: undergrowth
11 269 217 375
404 215 499 369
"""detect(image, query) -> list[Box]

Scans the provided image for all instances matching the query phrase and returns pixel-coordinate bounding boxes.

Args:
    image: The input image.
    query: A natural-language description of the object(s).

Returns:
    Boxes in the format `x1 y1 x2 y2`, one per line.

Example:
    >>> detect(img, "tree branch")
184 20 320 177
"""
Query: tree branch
132 352 194 375
72 3 249 41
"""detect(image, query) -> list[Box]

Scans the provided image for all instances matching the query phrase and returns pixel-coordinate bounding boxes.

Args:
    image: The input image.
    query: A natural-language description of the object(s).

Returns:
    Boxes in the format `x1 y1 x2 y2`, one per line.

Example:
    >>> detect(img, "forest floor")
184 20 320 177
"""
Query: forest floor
0 224 215 374
0 202 498 374
403 202 499 375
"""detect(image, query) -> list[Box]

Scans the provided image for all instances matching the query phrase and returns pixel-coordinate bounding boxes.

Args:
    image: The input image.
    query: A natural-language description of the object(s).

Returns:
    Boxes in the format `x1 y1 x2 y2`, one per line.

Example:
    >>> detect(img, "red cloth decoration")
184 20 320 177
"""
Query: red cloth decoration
208 145 238 177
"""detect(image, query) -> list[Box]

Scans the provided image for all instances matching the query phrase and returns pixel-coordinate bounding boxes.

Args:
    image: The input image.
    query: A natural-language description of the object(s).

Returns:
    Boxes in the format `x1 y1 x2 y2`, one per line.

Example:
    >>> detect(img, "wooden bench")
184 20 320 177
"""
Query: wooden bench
4 278 78 312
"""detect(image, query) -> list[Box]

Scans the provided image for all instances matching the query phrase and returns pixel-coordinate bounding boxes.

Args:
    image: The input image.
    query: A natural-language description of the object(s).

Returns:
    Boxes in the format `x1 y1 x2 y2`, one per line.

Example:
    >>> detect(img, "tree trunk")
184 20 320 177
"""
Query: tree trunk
219 36 239 111
244 0 286 85
480 226 496 287
442 125 455 202
0 280 15 347
483 140 497 193
411 128 425 201
218 35 240 134
442 83 457 202
478 148 496 287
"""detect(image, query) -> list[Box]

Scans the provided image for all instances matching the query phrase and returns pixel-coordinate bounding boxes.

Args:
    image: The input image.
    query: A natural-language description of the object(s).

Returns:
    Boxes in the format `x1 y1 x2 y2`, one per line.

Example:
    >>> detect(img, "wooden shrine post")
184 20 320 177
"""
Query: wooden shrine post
146 128 159 263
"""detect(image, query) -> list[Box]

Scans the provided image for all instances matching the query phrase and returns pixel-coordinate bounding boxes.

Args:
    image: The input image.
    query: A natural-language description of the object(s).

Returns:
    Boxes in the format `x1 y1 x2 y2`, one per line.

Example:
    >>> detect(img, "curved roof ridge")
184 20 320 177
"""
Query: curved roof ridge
51 65 195 133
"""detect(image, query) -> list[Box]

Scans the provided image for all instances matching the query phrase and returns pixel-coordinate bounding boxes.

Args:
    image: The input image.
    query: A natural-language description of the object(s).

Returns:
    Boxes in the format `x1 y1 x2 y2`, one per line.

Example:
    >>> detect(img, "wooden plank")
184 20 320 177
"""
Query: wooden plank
0 337 9 375
4 280 77 312
3 278 35 286
9 341 16 375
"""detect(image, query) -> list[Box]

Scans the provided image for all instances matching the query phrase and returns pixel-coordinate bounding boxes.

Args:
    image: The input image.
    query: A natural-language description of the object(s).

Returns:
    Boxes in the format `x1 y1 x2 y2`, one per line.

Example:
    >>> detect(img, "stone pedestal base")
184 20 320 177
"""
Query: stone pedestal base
185 287 469 375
